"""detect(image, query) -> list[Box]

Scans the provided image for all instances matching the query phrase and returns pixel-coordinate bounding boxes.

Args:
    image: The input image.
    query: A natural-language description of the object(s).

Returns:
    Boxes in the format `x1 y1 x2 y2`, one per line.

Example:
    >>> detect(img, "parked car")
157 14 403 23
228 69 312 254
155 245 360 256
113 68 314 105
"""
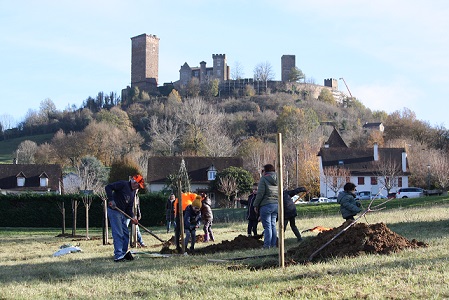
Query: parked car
396 187 424 198
387 192 397 199
310 197 328 203
355 191 371 200
327 196 338 203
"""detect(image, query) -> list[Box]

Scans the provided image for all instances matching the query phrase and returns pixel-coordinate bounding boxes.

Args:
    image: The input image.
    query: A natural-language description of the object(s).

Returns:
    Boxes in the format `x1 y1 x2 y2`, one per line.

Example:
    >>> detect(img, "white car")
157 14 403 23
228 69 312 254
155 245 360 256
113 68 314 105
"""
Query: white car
310 197 328 203
326 196 338 203
396 187 424 198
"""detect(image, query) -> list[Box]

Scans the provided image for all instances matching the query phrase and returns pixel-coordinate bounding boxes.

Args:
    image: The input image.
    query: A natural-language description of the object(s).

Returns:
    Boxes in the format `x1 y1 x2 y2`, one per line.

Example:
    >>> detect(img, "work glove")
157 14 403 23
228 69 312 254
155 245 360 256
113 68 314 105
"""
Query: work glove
108 201 117 209
356 201 361 207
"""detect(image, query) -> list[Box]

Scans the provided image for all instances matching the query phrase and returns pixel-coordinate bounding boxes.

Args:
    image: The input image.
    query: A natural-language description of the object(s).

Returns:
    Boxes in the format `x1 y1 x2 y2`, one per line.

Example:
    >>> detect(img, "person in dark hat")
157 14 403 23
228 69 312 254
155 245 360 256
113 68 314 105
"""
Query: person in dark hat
105 174 144 262
183 198 202 253
337 182 361 221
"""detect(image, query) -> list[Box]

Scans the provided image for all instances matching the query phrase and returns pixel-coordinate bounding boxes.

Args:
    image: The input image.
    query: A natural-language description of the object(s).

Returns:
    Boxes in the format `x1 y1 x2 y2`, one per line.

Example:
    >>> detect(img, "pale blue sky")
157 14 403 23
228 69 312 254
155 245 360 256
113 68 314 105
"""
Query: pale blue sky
1 0 448 128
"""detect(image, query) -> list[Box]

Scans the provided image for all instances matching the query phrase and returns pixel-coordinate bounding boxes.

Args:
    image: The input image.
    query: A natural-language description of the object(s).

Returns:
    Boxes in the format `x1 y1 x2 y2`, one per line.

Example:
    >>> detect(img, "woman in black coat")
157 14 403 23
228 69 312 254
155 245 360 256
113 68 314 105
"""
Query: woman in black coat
283 187 306 242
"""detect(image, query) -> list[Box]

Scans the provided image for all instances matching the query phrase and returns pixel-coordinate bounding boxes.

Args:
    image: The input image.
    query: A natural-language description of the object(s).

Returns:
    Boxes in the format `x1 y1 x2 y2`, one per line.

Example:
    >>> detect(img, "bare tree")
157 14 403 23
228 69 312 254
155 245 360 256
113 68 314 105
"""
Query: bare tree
0 114 15 139
14 140 38 164
176 97 228 156
231 61 244 80
217 175 238 208
253 61 275 93
322 166 350 197
431 150 449 194
81 193 93 239
376 156 402 194
147 116 181 156
76 156 108 192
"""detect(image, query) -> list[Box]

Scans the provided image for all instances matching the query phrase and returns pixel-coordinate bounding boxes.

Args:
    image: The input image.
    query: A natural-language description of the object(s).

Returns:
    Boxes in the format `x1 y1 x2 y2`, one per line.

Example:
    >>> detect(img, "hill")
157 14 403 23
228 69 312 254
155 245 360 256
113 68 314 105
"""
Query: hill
0 134 53 163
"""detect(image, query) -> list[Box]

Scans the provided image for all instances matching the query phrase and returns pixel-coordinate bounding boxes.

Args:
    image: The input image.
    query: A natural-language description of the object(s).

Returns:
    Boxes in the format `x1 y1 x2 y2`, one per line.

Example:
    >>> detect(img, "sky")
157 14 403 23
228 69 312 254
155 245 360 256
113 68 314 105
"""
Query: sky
1 0 448 129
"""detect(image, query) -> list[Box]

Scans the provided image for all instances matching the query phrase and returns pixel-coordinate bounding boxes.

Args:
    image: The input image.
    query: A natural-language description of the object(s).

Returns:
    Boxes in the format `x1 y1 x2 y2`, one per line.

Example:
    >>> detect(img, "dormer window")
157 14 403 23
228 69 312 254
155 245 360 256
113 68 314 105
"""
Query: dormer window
39 172 49 187
16 172 26 187
338 160 344 165
207 165 217 181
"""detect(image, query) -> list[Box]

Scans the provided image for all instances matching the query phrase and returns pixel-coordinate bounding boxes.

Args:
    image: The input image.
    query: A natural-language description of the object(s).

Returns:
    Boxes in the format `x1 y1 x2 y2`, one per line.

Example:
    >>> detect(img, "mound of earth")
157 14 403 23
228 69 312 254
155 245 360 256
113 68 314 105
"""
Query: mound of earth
286 222 428 263
195 234 264 254
160 234 263 254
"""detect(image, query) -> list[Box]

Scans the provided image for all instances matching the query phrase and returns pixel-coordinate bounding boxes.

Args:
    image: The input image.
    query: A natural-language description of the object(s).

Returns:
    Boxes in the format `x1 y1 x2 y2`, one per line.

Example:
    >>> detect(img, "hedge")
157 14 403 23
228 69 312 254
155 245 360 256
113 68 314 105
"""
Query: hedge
0 193 167 229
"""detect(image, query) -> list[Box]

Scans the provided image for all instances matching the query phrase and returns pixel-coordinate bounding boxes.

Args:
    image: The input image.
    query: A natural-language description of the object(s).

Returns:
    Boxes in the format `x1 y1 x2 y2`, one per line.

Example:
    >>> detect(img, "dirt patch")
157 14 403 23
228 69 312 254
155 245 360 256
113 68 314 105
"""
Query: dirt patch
160 234 263 254
159 222 427 264
286 221 428 264
195 235 264 254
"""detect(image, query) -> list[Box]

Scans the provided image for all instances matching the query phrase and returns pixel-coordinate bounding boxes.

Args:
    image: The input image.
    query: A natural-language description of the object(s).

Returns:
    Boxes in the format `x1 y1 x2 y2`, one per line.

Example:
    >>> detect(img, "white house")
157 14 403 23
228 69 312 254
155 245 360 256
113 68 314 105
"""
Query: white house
317 129 410 197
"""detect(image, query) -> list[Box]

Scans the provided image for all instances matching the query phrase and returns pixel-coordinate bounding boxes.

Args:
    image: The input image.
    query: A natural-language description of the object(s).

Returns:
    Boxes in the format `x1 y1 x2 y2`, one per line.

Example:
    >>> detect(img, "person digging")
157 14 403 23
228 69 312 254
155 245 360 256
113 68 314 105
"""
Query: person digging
105 174 145 262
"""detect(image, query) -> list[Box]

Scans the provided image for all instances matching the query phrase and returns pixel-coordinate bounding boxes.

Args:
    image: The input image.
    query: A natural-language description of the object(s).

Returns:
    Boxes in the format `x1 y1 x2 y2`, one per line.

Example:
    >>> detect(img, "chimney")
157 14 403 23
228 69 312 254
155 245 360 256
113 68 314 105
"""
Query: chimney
402 151 407 172
374 143 379 161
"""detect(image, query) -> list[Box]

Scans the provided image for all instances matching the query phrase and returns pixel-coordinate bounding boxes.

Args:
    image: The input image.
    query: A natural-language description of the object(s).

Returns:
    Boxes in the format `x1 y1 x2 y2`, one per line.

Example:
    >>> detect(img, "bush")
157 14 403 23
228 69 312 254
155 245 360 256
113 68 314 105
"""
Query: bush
0 193 167 228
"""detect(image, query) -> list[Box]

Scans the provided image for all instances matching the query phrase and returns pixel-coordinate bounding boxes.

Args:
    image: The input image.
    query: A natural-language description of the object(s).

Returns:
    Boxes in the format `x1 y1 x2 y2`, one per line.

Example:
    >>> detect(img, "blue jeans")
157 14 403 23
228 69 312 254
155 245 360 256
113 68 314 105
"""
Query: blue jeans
259 203 278 248
108 208 130 259
184 229 196 251
136 226 144 245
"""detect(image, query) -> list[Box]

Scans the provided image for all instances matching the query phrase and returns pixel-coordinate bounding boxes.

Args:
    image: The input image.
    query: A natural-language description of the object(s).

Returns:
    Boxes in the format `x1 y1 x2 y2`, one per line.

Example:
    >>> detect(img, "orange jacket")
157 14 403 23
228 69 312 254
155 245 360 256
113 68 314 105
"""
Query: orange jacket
173 192 197 216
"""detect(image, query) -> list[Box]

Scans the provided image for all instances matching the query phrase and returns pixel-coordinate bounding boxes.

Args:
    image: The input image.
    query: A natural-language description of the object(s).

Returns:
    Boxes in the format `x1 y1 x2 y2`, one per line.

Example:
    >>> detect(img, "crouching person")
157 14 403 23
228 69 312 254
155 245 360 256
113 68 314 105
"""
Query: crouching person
184 198 202 253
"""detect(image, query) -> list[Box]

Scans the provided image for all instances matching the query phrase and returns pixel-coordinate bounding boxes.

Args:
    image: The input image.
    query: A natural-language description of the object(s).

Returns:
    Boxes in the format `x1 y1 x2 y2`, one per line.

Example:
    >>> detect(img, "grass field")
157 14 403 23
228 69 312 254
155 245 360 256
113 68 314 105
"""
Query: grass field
0 134 53 163
1 201 448 299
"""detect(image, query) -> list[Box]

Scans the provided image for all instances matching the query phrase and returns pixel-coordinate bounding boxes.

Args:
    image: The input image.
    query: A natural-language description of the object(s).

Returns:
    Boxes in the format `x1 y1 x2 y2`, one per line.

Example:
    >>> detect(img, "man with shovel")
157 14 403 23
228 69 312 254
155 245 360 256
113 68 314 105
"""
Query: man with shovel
105 174 145 262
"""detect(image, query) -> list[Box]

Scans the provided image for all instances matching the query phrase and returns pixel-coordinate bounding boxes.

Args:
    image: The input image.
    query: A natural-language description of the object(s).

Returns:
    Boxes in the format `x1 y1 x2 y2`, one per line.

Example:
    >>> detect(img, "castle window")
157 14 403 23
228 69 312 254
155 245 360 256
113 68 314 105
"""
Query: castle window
217 70 221 76
217 61 221 66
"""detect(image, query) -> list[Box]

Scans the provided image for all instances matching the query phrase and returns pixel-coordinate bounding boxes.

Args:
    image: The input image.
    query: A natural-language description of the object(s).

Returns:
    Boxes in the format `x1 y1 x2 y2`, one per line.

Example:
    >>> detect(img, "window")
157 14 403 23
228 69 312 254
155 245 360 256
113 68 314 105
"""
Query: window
370 177 378 185
17 177 25 187
398 177 403 187
207 165 217 181
357 177 365 185
40 177 48 187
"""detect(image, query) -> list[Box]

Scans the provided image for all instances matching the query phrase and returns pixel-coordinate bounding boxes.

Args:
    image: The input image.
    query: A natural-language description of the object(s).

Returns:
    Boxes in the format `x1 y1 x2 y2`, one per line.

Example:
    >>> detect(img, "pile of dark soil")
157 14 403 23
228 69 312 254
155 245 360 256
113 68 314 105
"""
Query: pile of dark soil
194 234 264 254
286 221 428 263
159 222 427 263
160 234 263 254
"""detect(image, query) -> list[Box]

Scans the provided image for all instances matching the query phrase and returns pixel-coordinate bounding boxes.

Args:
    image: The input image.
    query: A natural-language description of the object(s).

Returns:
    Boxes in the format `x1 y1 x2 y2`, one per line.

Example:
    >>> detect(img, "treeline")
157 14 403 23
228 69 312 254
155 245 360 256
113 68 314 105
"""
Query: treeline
3 85 449 192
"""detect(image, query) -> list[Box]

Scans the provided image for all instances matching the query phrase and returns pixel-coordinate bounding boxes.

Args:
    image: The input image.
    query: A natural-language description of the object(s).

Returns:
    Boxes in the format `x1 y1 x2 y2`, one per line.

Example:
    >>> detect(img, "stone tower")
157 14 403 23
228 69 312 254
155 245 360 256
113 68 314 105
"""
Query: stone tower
131 33 159 92
281 55 295 82
324 78 338 90
212 54 228 82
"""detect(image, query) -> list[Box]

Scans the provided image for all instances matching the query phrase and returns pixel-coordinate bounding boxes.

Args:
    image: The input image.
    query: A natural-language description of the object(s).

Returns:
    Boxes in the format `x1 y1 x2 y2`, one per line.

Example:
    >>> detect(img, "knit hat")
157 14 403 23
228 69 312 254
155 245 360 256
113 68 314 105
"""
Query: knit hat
132 174 145 189
192 198 202 209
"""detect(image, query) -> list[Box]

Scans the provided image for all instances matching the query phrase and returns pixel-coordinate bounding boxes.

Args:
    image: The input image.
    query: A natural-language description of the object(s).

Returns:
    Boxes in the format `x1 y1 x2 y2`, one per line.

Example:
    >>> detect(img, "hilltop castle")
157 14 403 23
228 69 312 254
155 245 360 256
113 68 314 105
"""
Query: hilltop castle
123 33 341 99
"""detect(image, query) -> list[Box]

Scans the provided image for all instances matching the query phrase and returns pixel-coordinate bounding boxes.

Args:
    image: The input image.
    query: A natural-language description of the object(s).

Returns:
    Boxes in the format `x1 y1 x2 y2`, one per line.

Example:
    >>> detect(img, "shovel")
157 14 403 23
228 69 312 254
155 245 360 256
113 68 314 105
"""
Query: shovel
113 207 166 243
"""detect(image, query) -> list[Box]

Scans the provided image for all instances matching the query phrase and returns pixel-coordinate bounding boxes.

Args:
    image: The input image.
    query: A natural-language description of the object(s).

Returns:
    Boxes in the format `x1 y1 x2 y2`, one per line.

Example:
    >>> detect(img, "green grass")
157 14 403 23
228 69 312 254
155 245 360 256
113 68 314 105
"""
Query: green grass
0 134 53 163
1 203 449 299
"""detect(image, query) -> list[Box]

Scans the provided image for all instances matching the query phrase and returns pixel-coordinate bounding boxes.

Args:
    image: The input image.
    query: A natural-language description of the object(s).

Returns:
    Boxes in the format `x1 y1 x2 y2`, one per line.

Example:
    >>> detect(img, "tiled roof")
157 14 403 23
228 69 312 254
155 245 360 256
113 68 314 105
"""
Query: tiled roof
0 164 62 192
147 157 243 184
318 147 409 175
326 128 348 148
363 122 383 128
